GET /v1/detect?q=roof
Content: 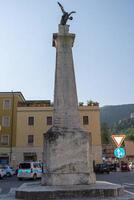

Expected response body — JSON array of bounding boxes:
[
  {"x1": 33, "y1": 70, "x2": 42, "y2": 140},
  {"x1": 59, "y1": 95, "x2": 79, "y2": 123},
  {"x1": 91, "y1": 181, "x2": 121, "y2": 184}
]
[{"x1": 0, "y1": 91, "x2": 25, "y2": 101}]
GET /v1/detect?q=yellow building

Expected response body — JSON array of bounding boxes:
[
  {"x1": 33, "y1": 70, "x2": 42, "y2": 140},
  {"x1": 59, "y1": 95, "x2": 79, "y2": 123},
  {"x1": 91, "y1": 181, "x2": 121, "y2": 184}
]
[
  {"x1": 79, "y1": 105, "x2": 102, "y2": 164},
  {"x1": 0, "y1": 92, "x2": 25, "y2": 165},
  {"x1": 15, "y1": 100, "x2": 102, "y2": 166},
  {"x1": 15, "y1": 100, "x2": 52, "y2": 165},
  {"x1": 0, "y1": 92, "x2": 102, "y2": 166}
]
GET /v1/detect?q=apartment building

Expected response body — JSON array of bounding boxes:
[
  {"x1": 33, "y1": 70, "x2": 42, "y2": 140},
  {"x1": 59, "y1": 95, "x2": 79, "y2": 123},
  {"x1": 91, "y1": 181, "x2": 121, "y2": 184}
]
[
  {"x1": 0, "y1": 92, "x2": 102, "y2": 167},
  {"x1": 14, "y1": 101, "x2": 102, "y2": 166},
  {"x1": 0, "y1": 92, "x2": 25, "y2": 165}
]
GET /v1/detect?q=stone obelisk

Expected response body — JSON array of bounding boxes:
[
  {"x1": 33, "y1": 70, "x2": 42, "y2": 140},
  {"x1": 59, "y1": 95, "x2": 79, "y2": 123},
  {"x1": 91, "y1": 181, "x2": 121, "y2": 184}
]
[
  {"x1": 16, "y1": 4, "x2": 128, "y2": 200},
  {"x1": 41, "y1": 4, "x2": 95, "y2": 186},
  {"x1": 53, "y1": 25, "x2": 80, "y2": 129}
]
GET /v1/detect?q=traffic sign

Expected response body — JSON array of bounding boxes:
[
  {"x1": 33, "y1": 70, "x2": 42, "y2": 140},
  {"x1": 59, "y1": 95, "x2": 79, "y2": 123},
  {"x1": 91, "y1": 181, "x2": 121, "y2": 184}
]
[
  {"x1": 114, "y1": 147, "x2": 125, "y2": 159},
  {"x1": 111, "y1": 134, "x2": 126, "y2": 147}
]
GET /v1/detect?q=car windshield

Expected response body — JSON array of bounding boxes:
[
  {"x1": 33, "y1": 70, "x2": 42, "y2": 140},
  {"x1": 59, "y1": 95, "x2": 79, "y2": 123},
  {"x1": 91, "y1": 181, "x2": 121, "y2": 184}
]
[
  {"x1": 19, "y1": 163, "x2": 31, "y2": 169},
  {"x1": 102, "y1": 164, "x2": 107, "y2": 166},
  {"x1": 5, "y1": 166, "x2": 13, "y2": 169}
]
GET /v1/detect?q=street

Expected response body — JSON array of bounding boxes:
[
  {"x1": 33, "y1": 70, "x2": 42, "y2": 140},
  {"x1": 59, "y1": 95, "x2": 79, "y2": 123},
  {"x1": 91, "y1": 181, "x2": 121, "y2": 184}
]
[
  {"x1": 0, "y1": 172, "x2": 134, "y2": 197},
  {"x1": 0, "y1": 175, "x2": 37, "y2": 194},
  {"x1": 96, "y1": 171, "x2": 134, "y2": 193}
]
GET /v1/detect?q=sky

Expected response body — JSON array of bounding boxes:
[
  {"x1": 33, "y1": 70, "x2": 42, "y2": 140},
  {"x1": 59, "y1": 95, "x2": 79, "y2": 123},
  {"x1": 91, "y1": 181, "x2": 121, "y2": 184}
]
[{"x1": 0, "y1": 0, "x2": 134, "y2": 107}]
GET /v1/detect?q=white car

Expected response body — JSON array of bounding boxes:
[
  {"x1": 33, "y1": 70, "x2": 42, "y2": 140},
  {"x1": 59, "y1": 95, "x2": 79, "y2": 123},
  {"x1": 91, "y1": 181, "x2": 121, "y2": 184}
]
[
  {"x1": 0, "y1": 166, "x2": 6, "y2": 178},
  {"x1": 4, "y1": 165, "x2": 15, "y2": 176},
  {"x1": 17, "y1": 161, "x2": 42, "y2": 180}
]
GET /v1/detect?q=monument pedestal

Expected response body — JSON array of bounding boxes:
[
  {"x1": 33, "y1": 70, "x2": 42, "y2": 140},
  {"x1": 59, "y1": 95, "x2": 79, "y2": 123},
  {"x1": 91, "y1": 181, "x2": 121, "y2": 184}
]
[
  {"x1": 41, "y1": 126, "x2": 95, "y2": 186},
  {"x1": 16, "y1": 181, "x2": 132, "y2": 200}
]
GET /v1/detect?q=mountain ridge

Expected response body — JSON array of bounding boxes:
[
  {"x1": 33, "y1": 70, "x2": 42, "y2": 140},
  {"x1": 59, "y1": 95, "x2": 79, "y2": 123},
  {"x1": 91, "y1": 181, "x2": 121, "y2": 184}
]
[{"x1": 100, "y1": 103, "x2": 134, "y2": 127}]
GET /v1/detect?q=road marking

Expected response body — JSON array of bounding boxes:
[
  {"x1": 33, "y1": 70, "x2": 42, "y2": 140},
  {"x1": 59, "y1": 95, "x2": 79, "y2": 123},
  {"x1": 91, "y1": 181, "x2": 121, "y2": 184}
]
[
  {"x1": 124, "y1": 183, "x2": 134, "y2": 186},
  {"x1": 124, "y1": 189, "x2": 134, "y2": 195},
  {"x1": 123, "y1": 183, "x2": 134, "y2": 188},
  {"x1": 0, "y1": 188, "x2": 1, "y2": 193},
  {"x1": 9, "y1": 188, "x2": 17, "y2": 194}
]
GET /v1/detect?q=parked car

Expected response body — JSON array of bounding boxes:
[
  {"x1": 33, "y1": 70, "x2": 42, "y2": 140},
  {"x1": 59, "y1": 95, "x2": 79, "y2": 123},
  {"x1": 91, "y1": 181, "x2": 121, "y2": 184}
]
[
  {"x1": 17, "y1": 161, "x2": 42, "y2": 180},
  {"x1": 94, "y1": 163, "x2": 110, "y2": 174},
  {"x1": 108, "y1": 163, "x2": 117, "y2": 172},
  {"x1": 121, "y1": 162, "x2": 129, "y2": 172},
  {"x1": 128, "y1": 162, "x2": 134, "y2": 171},
  {"x1": 0, "y1": 166, "x2": 6, "y2": 178},
  {"x1": 3, "y1": 165, "x2": 15, "y2": 176}
]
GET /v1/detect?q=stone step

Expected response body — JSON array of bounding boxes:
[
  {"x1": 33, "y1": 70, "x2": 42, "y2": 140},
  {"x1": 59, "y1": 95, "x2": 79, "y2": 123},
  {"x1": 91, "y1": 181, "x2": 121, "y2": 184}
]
[
  {"x1": 0, "y1": 190, "x2": 134, "y2": 200},
  {"x1": 15, "y1": 181, "x2": 127, "y2": 200}
]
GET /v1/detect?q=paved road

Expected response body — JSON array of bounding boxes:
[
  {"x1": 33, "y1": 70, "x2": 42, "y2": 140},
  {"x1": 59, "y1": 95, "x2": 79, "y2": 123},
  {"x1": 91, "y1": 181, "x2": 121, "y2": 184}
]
[
  {"x1": 96, "y1": 171, "x2": 134, "y2": 193},
  {"x1": 0, "y1": 176, "x2": 40, "y2": 199},
  {"x1": 0, "y1": 175, "x2": 37, "y2": 194}
]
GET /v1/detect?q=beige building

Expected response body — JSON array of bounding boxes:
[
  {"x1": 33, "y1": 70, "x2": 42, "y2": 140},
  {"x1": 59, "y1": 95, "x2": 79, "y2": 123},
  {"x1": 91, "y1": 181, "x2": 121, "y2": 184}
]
[
  {"x1": 0, "y1": 92, "x2": 25, "y2": 165},
  {"x1": 14, "y1": 100, "x2": 52, "y2": 166},
  {"x1": 14, "y1": 101, "x2": 102, "y2": 166},
  {"x1": 125, "y1": 141, "x2": 134, "y2": 162},
  {"x1": 0, "y1": 92, "x2": 102, "y2": 166}
]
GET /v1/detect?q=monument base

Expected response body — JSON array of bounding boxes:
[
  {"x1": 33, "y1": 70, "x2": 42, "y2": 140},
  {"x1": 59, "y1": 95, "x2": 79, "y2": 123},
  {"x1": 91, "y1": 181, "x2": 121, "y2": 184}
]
[
  {"x1": 41, "y1": 172, "x2": 95, "y2": 186},
  {"x1": 42, "y1": 126, "x2": 95, "y2": 186},
  {"x1": 15, "y1": 181, "x2": 134, "y2": 200}
]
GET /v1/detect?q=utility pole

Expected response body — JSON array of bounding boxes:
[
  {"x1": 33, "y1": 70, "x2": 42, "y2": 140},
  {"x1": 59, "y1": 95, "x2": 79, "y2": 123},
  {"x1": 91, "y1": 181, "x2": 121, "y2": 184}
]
[{"x1": 10, "y1": 91, "x2": 14, "y2": 164}]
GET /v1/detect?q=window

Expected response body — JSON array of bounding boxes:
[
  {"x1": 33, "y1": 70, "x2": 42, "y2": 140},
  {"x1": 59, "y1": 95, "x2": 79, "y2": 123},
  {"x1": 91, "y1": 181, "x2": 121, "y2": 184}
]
[
  {"x1": 83, "y1": 116, "x2": 89, "y2": 125},
  {"x1": 19, "y1": 163, "x2": 31, "y2": 169},
  {"x1": 3, "y1": 99, "x2": 11, "y2": 109},
  {"x1": 2, "y1": 116, "x2": 10, "y2": 127},
  {"x1": 1, "y1": 135, "x2": 9, "y2": 145},
  {"x1": 47, "y1": 116, "x2": 52, "y2": 125},
  {"x1": 23, "y1": 152, "x2": 37, "y2": 161},
  {"x1": 28, "y1": 135, "x2": 34, "y2": 145},
  {"x1": 28, "y1": 117, "x2": 34, "y2": 126}
]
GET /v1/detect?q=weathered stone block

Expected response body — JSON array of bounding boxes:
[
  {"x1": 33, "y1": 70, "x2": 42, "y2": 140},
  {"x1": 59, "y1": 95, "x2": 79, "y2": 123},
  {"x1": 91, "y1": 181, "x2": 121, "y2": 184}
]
[{"x1": 41, "y1": 126, "x2": 95, "y2": 185}]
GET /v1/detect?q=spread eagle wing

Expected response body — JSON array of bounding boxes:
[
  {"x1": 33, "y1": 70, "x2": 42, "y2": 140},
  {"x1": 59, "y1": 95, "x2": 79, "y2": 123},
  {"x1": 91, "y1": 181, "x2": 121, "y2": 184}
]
[
  {"x1": 68, "y1": 11, "x2": 76, "y2": 16},
  {"x1": 57, "y1": 2, "x2": 65, "y2": 13}
]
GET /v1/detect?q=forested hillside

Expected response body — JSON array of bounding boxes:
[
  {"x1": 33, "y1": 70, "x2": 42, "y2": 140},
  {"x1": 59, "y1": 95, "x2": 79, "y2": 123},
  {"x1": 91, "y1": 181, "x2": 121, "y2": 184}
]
[{"x1": 100, "y1": 104, "x2": 134, "y2": 127}]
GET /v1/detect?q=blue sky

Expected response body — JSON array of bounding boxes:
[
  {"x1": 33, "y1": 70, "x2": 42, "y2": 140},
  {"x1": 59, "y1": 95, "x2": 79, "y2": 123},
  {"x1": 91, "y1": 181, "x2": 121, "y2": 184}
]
[{"x1": 0, "y1": 0, "x2": 134, "y2": 107}]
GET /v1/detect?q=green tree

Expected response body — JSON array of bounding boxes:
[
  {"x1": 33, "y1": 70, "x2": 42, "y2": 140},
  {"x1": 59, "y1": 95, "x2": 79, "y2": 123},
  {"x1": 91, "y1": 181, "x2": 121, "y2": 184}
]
[
  {"x1": 101, "y1": 123, "x2": 111, "y2": 144},
  {"x1": 126, "y1": 131, "x2": 134, "y2": 141}
]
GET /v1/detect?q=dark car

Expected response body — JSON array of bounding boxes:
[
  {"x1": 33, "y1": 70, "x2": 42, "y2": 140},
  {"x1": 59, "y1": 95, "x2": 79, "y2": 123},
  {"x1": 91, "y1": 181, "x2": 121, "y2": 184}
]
[
  {"x1": 108, "y1": 163, "x2": 117, "y2": 172},
  {"x1": 121, "y1": 162, "x2": 129, "y2": 172},
  {"x1": 94, "y1": 163, "x2": 110, "y2": 174}
]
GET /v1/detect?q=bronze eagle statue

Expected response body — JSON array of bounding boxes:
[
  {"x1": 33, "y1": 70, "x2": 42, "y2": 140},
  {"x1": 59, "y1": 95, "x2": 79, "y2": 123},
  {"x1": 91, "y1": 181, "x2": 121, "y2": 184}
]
[{"x1": 57, "y1": 2, "x2": 76, "y2": 25}]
